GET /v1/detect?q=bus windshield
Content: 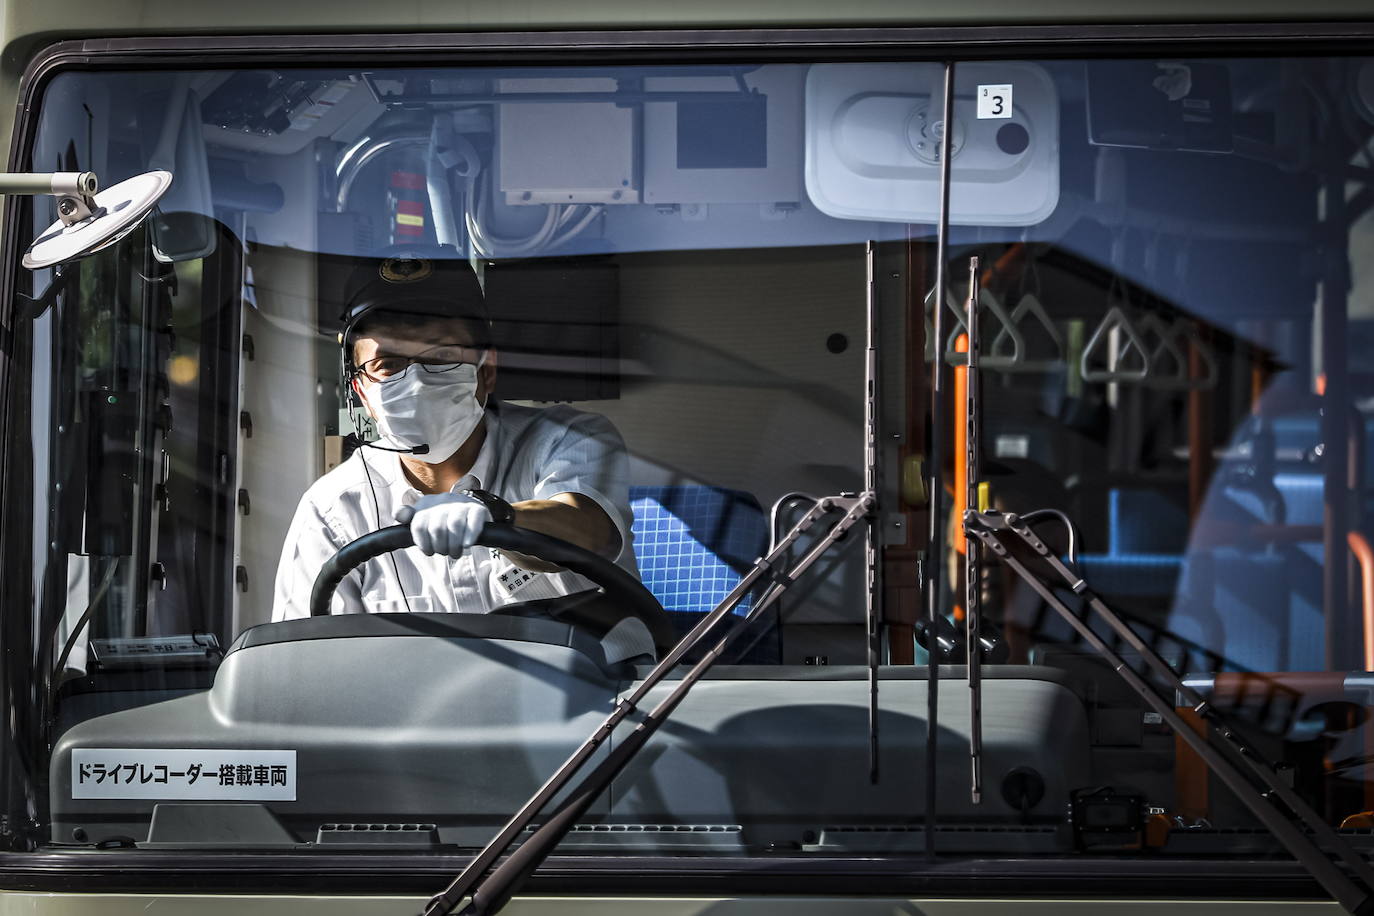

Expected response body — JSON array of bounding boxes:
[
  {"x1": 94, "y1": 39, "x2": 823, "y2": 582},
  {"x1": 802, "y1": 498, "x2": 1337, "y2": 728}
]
[{"x1": 9, "y1": 53, "x2": 1374, "y2": 889}]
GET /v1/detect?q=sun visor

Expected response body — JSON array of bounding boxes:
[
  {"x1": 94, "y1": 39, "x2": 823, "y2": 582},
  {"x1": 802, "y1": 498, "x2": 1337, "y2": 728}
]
[
  {"x1": 145, "y1": 81, "x2": 217, "y2": 263},
  {"x1": 804, "y1": 62, "x2": 1059, "y2": 226}
]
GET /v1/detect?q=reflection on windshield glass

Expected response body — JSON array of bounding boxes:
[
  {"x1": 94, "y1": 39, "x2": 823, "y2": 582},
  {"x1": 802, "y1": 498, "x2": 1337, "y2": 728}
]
[{"x1": 9, "y1": 56, "x2": 1374, "y2": 888}]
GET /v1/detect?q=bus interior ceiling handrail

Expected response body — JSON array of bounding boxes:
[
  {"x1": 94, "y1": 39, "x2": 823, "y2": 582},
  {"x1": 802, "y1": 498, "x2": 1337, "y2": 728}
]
[
  {"x1": 924, "y1": 283, "x2": 1027, "y2": 369},
  {"x1": 948, "y1": 288, "x2": 1025, "y2": 370},
  {"x1": 1138, "y1": 314, "x2": 1219, "y2": 392},
  {"x1": 989, "y1": 290, "x2": 1065, "y2": 372},
  {"x1": 924, "y1": 279, "x2": 1071, "y2": 373},
  {"x1": 1078, "y1": 308, "x2": 1217, "y2": 388},
  {"x1": 1136, "y1": 312, "x2": 1187, "y2": 388},
  {"x1": 1080, "y1": 303, "x2": 1151, "y2": 383}
]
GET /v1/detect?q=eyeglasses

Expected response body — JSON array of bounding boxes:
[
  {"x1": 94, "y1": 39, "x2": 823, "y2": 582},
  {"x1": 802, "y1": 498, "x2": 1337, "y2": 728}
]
[{"x1": 354, "y1": 344, "x2": 486, "y2": 384}]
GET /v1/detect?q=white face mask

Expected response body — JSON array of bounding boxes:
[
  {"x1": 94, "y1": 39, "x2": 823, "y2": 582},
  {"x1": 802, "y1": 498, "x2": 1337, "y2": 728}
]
[{"x1": 359, "y1": 357, "x2": 487, "y2": 463}]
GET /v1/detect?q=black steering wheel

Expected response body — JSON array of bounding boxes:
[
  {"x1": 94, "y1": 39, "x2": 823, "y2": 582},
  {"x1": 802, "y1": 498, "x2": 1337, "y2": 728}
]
[{"x1": 308, "y1": 523, "x2": 676, "y2": 655}]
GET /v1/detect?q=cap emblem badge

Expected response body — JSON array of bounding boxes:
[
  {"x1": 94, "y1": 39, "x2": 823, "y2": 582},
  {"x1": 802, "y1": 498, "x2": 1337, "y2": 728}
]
[{"x1": 379, "y1": 257, "x2": 434, "y2": 283}]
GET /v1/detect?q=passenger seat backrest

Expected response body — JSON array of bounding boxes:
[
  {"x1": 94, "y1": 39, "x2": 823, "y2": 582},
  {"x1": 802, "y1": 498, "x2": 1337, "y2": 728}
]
[
  {"x1": 1109, "y1": 487, "x2": 1188, "y2": 555},
  {"x1": 629, "y1": 485, "x2": 768, "y2": 616},
  {"x1": 1073, "y1": 487, "x2": 1187, "y2": 599}
]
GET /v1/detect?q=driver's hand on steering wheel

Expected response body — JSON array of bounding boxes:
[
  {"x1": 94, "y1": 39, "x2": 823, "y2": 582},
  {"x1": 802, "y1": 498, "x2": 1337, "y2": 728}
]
[{"x1": 397, "y1": 493, "x2": 493, "y2": 558}]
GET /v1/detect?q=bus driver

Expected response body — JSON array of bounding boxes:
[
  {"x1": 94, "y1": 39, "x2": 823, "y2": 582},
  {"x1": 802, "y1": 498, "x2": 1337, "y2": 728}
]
[{"x1": 270, "y1": 254, "x2": 640, "y2": 642}]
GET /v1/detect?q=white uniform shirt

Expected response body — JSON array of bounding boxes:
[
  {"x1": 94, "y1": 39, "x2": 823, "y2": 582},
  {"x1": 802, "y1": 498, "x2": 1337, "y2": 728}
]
[{"x1": 272, "y1": 401, "x2": 638, "y2": 621}]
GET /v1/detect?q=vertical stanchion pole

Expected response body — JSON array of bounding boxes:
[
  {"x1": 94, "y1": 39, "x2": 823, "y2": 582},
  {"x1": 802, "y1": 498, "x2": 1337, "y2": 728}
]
[
  {"x1": 923, "y1": 60, "x2": 957, "y2": 858},
  {"x1": 1322, "y1": 170, "x2": 1354, "y2": 670}
]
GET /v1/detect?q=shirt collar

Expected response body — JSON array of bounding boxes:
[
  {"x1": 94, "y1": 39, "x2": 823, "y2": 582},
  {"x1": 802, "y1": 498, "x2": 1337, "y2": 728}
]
[{"x1": 461, "y1": 409, "x2": 500, "y2": 491}]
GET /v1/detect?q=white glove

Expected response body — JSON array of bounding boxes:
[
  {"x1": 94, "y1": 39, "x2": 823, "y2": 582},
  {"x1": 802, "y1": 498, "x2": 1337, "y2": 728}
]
[{"x1": 399, "y1": 493, "x2": 492, "y2": 558}]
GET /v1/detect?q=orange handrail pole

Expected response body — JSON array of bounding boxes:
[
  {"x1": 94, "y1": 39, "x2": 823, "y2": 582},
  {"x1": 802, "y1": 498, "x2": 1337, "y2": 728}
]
[
  {"x1": 1347, "y1": 530, "x2": 1374, "y2": 672},
  {"x1": 953, "y1": 333, "x2": 968, "y2": 556},
  {"x1": 980, "y1": 242, "x2": 1025, "y2": 291}
]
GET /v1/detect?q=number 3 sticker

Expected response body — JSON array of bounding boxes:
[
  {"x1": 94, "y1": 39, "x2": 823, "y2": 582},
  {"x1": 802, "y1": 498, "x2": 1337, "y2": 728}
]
[{"x1": 977, "y1": 84, "x2": 1013, "y2": 119}]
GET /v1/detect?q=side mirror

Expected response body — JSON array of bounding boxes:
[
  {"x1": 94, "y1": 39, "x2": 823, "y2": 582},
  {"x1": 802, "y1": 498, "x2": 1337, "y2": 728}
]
[{"x1": 16, "y1": 169, "x2": 172, "y2": 270}]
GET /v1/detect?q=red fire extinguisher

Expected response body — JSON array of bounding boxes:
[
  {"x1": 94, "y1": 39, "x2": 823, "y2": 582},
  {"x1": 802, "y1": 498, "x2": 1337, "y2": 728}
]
[{"x1": 388, "y1": 168, "x2": 427, "y2": 245}]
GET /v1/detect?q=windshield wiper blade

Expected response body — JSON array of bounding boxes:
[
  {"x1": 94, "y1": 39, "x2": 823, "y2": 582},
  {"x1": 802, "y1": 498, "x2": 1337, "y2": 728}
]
[
  {"x1": 424, "y1": 492, "x2": 875, "y2": 916},
  {"x1": 863, "y1": 240, "x2": 881, "y2": 785},
  {"x1": 966, "y1": 508, "x2": 1374, "y2": 916},
  {"x1": 963, "y1": 255, "x2": 983, "y2": 806}
]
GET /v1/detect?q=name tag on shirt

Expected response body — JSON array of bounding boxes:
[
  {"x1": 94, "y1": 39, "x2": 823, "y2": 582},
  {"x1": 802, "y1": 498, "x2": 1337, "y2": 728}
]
[{"x1": 494, "y1": 552, "x2": 544, "y2": 599}]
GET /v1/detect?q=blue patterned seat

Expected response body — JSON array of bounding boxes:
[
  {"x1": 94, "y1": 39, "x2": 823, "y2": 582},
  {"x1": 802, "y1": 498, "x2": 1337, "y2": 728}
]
[
  {"x1": 629, "y1": 486, "x2": 777, "y2": 662},
  {"x1": 630, "y1": 486, "x2": 768, "y2": 614}
]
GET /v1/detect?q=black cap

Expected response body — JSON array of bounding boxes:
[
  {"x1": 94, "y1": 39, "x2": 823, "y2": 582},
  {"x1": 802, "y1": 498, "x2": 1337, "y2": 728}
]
[{"x1": 338, "y1": 248, "x2": 488, "y2": 359}]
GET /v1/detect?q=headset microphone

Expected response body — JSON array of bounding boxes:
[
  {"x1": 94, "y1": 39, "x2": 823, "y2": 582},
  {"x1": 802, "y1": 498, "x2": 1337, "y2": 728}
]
[
  {"x1": 343, "y1": 433, "x2": 430, "y2": 456},
  {"x1": 340, "y1": 353, "x2": 432, "y2": 457},
  {"x1": 365, "y1": 441, "x2": 430, "y2": 456}
]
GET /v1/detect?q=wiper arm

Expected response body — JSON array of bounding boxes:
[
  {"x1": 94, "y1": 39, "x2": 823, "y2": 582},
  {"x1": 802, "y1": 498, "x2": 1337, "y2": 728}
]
[
  {"x1": 425, "y1": 492, "x2": 876, "y2": 916},
  {"x1": 963, "y1": 255, "x2": 983, "y2": 805},
  {"x1": 863, "y1": 240, "x2": 881, "y2": 784},
  {"x1": 966, "y1": 508, "x2": 1374, "y2": 916}
]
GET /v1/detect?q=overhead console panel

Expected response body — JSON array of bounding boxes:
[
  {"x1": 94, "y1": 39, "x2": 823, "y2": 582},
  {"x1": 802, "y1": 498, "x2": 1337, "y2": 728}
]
[
  {"x1": 642, "y1": 67, "x2": 803, "y2": 207},
  {"x1": 498, "y1": 78, "x2": 640, "y2": 206},
  {"x1": 804, "y1": 62, "x2": 1060, "y2": 226},
  {"x1": 495, "y1": 69, "x2": 803, "y2": 210}
]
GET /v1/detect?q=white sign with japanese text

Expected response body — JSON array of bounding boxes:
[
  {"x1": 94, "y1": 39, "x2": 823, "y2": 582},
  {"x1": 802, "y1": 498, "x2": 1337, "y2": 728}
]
[{"x1": 72, "y1": 749, "x2": 296, "y2": 801}]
